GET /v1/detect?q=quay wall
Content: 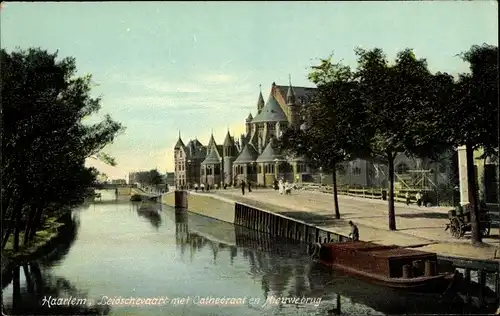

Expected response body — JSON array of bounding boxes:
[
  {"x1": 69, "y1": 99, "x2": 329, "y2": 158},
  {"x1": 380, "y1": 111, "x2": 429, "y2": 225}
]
[
  {"x1": 161, "y1": 191, "x2": 500, "y2": 292},
  {"x1": 162, "y1": 192, "x2": 235, "y2": 224}
]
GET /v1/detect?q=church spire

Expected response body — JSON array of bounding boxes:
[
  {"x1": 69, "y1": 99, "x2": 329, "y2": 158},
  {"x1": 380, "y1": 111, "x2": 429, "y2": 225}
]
[
  {"x1": 286, "y1": 74, "x2": 296, "y2": 106},
  {"x1": 257, "y1": 84, "x2": 265, "y2": 114},
  {"x1": 174, "y1": 130, "x2": 185, "y2": 149}
]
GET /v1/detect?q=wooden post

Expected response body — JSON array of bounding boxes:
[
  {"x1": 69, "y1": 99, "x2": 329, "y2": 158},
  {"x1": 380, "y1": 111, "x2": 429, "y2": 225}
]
[{"x1": 479, "y1": 270, "x2": 486, "y2": 306}]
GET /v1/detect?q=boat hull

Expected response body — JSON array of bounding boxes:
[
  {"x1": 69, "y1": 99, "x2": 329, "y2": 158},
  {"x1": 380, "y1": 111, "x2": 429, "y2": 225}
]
[
  {"x1": 309, "y1": 262, "x2": 497, "y2": 315},
  {"x1": 318, "y1": 259, "x2": 453, "y2": 293}
]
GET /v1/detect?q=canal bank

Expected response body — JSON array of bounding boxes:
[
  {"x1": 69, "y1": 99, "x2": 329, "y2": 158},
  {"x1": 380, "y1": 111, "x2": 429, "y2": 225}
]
[
  {"x1": 162, "y1": 190, "x2": 500, "y2": 301},
  {"x1": 1, "y1": 211, "x2": 74, "y2": 266},
  {"x1": 4, "y1": 195, "x2": 497, "y2": 315}
]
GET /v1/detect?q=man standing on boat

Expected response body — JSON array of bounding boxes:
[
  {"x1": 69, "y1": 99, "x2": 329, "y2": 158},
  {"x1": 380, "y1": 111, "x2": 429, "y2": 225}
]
[{"x1": 348, "y1": 221, "x2": 359, "y2": 241}]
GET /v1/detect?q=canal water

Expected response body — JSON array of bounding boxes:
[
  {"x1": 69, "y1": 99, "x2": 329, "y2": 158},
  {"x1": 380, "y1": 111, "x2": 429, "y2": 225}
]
[{"x1": 2, "y1": 190, "x2": 497, "y2": 315}]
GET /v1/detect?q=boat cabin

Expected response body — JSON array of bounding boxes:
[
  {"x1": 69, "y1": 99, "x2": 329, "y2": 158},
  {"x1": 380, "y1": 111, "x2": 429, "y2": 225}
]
[{"x1": 319, "y1": 241, "x2": 439, "y2": 279}]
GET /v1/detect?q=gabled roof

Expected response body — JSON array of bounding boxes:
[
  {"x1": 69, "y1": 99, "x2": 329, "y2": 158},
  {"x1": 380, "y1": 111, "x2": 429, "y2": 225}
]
[
  {"x1": 174, "y1": 137, "x2": 185, "y2": 149},
  {"x1": 256, "y1": 139, "x2": 284, "y2": 163},
  {"x1": 216, "y1": 145, "x2": 223, "y2": 157},
  {"x1": 201, "y1": 147, "x2": 221, "y2": 165},
  {"x1": 207, "y1": 134, "x2": 216, "y2": 149},
  {"x1": 223, "y1": 131, "x2": 235, "y2": 147},
  {"x1": 184, "y1": 139, "x2": 206, "y2": 159},
  {"x1": 275, "y1": 85, "x2": 316, "y2": 106},
  {"x1": 246, "y1": 113, "x2": 253, "y2": 122},
  {"x1": 251, "y1": 95, "x2": 288, "y2": 123},
  {"x1": 234, "y1": 144, "x2": 259, "y2": 164}
]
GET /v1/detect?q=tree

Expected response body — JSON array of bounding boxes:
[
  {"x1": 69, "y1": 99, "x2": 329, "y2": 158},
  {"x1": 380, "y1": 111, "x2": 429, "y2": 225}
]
[
  {"x1": 445, "y1": 44, "x2": 499, "y2": 244},
  {"x1": 280, "y1": 56, "x2": 369, "y2": 219},
  {"x1": 1, "y1": 47, "x2": 124, "y2": 251},
  {"x1": 133, "y1": 169, "x2": 163, "y2": 187},
  {"x1": 354, "y1": 48, "x2": 439, "y2": 230}
]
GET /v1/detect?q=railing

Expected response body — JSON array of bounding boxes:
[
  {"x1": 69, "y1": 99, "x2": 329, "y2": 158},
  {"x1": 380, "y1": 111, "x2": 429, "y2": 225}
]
[{"x1": 301, "y1": 183, "x2": 427, "y2": 204}]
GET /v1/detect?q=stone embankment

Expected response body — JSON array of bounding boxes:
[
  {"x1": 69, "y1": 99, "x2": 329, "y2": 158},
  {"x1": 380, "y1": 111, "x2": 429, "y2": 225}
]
[{"x1": 162, "y1": 188, "x2": 500, "y2": 262}]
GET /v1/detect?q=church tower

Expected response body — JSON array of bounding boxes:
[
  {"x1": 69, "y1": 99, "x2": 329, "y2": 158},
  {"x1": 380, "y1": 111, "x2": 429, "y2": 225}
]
[
  {"x1": 223, "y1": 130, "x2": 237, "y2": 185},
  {"x1": 245, "y1": 113, "x2": 253, "y2": 136},
  {"x1": 287, "y1": 75, "x2": 299, "y2": 129}
]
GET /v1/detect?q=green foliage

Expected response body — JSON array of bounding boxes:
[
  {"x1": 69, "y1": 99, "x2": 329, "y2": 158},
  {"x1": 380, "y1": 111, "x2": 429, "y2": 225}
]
[
  {"x1": 1, "y1": 47, "x2": 125, "y2": 250},
  {"x1": 450, "y1": 44, "x2": 498, "y2": 156},
  {"x1": 133, "y1": 169, "x2": 164, "y2": 186},
  {"x1": 280, "y1": 56, "x2": 369, "y2": 172}
]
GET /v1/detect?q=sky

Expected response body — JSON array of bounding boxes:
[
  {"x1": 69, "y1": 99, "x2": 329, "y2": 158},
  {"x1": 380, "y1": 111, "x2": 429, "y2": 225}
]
[{"x1": 1, "y1": 1, "x2": 498, "y2": 180}]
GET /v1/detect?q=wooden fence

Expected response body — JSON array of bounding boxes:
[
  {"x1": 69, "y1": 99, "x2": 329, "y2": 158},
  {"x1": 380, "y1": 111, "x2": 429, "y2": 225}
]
[{"x1": 301, "y1": 184, "x2": 431, "y2": 204}]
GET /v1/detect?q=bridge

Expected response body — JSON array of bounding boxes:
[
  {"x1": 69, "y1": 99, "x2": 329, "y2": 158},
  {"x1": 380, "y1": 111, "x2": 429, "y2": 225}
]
[{"x1": 92, "y1": 183, "x2": 137, "y2": 190}]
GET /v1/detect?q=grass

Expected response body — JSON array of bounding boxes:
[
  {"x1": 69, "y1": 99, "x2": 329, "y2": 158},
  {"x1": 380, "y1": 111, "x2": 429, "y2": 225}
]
[{"x1": 2, "y1": 215, "x2": 65, "y2": 260}]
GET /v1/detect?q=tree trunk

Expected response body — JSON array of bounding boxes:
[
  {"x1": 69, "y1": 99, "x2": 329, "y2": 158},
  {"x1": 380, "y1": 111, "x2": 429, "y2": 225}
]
[
  {"x1": 23, "y1": 205, "x2": 38, "y2": 245},
  {"x1": 12, "y1": 266, "x2": 21, "y2": 312},
  {"x1": 29, "y1": 207, "x2": 45, "y2": 241},
  {"x1": 14, "y1": 206, "x2": 21, "y2": 252},
  {"x1": 466, "y1": 142, "x2": 482, "y2": 244},
  {"x1": 387, "y1": 153, "x2": 397, "y2": 231},
  {"x1": 23, "y1": 264, "x2": 35, "y2": 294},
  {"x1": 29, "y1": 262, "x2": 43, "y2": 292},
  {"x1": 1, "y1": 205, "x2": 17, "y2": 250},
  {"x1": 1, "y1": 196, "x2": 20, "y2": 249},
  {"x1": 332, "y1": 163, "x2": 341, "y2": 219}
]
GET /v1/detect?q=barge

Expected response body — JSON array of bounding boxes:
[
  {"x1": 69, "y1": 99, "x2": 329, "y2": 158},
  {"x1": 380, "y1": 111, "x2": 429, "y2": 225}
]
[{"x1": 313, "y1": 241, "x2": 459, "y2": 293}]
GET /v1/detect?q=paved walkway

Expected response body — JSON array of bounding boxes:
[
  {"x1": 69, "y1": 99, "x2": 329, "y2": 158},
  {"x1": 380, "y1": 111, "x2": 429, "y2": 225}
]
[{"x1": 212, "y1": 188, "x2": 500, "y2": 261}]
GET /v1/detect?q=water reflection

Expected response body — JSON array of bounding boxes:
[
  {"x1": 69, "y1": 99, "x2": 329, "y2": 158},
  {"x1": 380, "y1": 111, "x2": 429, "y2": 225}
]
[
  {"x1": 2, "y1": 214, "x2": 110, "y2": 315},
  {"x1": 136, "y1": 202, "x2": 162, "y2": 229},
  {"x1": 2, "y1": 201, "x2": 496, "y2": 316},
  {"x1": 174, "y1": 208, "x2": 497, "y2": 315}
]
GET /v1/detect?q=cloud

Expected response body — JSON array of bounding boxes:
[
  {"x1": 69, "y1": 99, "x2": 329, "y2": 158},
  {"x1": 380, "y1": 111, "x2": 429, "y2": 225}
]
[
  {"x1": 101, "y1": 72, "x2": 255, "y2": 111},
  {"x1": 85, "y1": 71, "x2": 262, "y2": 178},
  {"x1": 200, "y1": 73, "x2": 234, "y2": 84}
]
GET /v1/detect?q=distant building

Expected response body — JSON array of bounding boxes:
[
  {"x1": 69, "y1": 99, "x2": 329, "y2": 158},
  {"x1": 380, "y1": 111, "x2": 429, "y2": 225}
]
[
  {"x1": 128, "y1": 172, "x2": 139, "y2": 185},
  {"x1": 173, "y1": 136, "x2": 206, "y2": 188},
  {"x1": 174, "y1": 80, "x2": 314, "y2": 188},
  {"x1": 111, "y1": 179, "x2": 127, "y2": 185},
  {"x1": 173, "y1": 77, "x2": 455, "y2": 191},
  {"x1": 165, "y1": 172, "x2": 175, "y2": 187}
]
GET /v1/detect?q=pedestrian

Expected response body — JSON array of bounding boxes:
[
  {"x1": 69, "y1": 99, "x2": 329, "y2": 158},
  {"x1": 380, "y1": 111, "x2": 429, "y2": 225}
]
[
  {"x1": 194, "y1": 183, "x2": 198, "y2": 192},
  {"x1": 416, "y1": 191, "x2": 422, "y2": 207},
  {"x1": 278, "y1": 179, "x2": 284, "y2": 195},
  {"x1": 248, "y1": 180, "x2": 252, "y2": 193},
  {"x1": 348, "y1": 221, "x2": 359, "y2": 241},
  {"x1": 405, "y1": 192, "x2": 410, "y2": 205},
  {"x1": 241, "y1": 180, "x2": 246, "y2": 195},
  {"x1": 201, "y1": 183, "x2": 205, "y2": 192}
]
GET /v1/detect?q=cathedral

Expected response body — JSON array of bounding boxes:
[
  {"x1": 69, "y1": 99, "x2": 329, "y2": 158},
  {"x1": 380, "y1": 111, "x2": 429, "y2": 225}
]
[
  {"x1": 173, "y1": 77, "x2": 456, "y2": 192},
  {"x1": 174, "y1": 79, "x2": 315, "y2": 188}
]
